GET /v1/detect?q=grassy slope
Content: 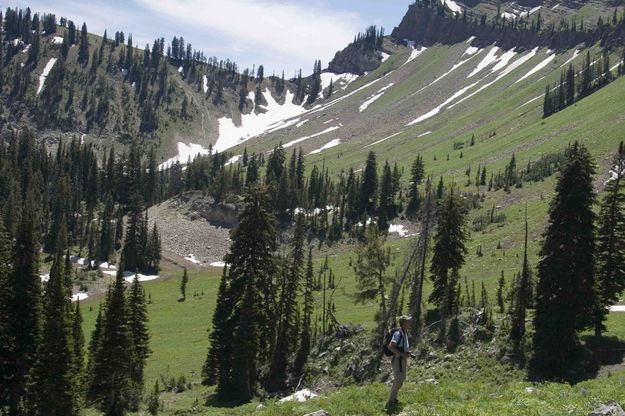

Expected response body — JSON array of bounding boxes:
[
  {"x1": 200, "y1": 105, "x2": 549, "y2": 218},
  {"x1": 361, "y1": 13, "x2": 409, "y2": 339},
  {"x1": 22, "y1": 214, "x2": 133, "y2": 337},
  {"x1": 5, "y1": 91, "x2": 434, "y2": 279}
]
[{"x1": 80, "y1": 39, "x2": 625, "y2": 415}]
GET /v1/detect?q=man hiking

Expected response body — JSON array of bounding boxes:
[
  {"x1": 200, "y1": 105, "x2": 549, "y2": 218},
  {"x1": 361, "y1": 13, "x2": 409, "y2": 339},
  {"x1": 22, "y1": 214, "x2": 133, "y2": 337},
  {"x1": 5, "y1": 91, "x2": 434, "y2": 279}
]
[{"x1": 386, "y1": 315, "x2": 413, "y2": 410}]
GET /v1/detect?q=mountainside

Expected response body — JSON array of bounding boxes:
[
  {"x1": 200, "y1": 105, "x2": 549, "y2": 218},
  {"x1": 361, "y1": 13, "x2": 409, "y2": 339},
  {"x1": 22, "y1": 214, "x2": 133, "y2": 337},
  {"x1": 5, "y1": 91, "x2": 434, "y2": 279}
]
[{"x1": 6, "y1": 1, "x2": 625, "y2": 415}]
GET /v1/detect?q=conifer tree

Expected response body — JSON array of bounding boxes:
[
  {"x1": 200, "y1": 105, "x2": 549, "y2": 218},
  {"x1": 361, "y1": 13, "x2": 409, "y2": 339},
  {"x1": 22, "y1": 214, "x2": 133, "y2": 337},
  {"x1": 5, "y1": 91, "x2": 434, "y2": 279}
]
[
  {"x1": 88, "y1": 262, "x2": 134, "y2": 415},
  {"x1": 202, "y1": 266, "x2": 232, "y2": 390},
  {"x1": 128, "y1": 275, "x2": 150, "y2": 410},
  {"x1": 72, "y1": 300, "x2": 85, "y2": 391},
  {"x1": 531, "y1": 142, "x2": 597, "y2": 381},
  {"x1": 267, "y1": 214, "x2": 306, "y2": 391},
  {"x1": 360, "y1": 151, "x2": 378, "y2": 217},
  {"x1": 593, "y1": 142, "x2": 625, "y2": 336},
  {"x1": 353, "y1": 225, "x2": 392, "y2": 339},
  {"x1": 496, "y1": 271, "x2": 506, "y2": 314},
  {"x1": 6, "y1": 192, "x2": 42, "y2": 415},
  {"x1": 29, "y1": 254, "x2": 78, "y2": 416},
  {"x1": 509, "y1": 207, "x2": 531, "y2": 359},
  {"x1": 180, "y1": 267, "x2": 189, "y2": 301},
  {"x1": 378, "y1": 161, "x2": 394, "y2": 230},
  {"x1": 406, "y1": 155, "x2": 425, "y2": 219},
  {"x1": 0, "y1": 219, "x2": 14, "y2": 409},
  {"x1": 429, "y1": 189, "x2": 467, "y2": 317},
  {"x1": 78, "y1": 23, "x2": 90, "y2": 65},
  {"x1": 293, "y1": 248, "x2": 315, "y2": 377}
]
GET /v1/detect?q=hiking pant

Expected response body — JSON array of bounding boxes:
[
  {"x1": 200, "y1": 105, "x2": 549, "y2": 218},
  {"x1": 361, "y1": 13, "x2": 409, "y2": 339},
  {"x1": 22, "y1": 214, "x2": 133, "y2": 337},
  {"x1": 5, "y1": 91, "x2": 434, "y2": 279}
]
[{"x1": 388, "y1": 356, "x2": 407, "y2": 404}]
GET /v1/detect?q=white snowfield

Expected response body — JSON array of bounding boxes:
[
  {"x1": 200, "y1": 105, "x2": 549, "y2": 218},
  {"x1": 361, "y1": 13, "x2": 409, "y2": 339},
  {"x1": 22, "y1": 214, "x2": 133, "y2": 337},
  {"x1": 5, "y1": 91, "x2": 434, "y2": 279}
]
[
  {"x1": 366, "y1": 132, "x2": 402, "y2": 148},
  {"x1": 309, "y1": 138, "x2": 341, "y2": 155},
  {"x1": 37, "y1": 58, "x2": 57, "y2": 95},
  {"x1": 468, "y1": 46, "x2": 500, "y2": 77},
  {"x1": 380, "y1": 51, "x2": 391, "y2": 62},
  {"x1": 215, "y1": 89, "x2": 308, "y2": 152},
  {"x1": 515, "y1": 51, "x2": 555, "y2": 84},
  {"x1": 405, "y1": 46, "x2": 427, "y2": 65},
  {"x1": 319, "y1": 72, "x2": 359, "y2": 96},
  {"x1": 283, "y1": 125, "x2": 340, "y2": 149},
  {"x1": 359, "y1": 83, "x2": 395, "y2": 112},
  {"x1": 102, "y1": 269, "x2": 160, "y2": 283},
  {"x1": 159, "y1": 142, "x2": 211, "y2": 170},
  {"x1": 407, "y1": 80, "x2": 479, "y2": 126},
  {"x1": 71, "y1": 292, "x2": 89, "y2": 302},
  {"x1": 443, "y1": 0, "x2": 463, "y2": 14},
  {"x1": 279, "y1": 389, "x2": 318, "y2": 403},
  {"x1": 388, "y1": 224, "x2": 416, "y2": 237},
  {"x1": 184, "y1": 254, "x2": 202, "y2": 265}
]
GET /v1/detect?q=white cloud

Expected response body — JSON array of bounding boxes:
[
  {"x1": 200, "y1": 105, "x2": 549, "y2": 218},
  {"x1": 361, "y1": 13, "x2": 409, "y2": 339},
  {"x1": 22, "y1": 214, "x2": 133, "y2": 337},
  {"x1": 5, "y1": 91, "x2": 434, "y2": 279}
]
[{"x1": 131, "y1": 0, "x2": 362, "y2": 73}]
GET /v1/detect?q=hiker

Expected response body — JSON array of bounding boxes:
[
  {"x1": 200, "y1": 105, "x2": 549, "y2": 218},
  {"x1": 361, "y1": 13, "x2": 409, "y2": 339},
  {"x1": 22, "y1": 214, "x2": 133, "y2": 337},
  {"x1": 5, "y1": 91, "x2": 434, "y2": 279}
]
[{"x1": 386, "y1": 315, "x2": 413, "y2": 410}]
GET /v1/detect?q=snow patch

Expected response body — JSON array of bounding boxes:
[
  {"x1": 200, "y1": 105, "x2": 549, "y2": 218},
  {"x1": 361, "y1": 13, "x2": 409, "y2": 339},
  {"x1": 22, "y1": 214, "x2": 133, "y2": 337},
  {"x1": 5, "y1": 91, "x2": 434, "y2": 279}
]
[
  {"x1": 37, "y1": 58, "x2": 57, "y2": 95},
  {"x1": 405, "y1": 46, "x2": 427, "y2": 65},
  {"x1": 610, "y1": 305, "x2": 625, "y2": 312},
  {"x1": 40, "y1": 274, "x2": 50, "y2": 282},
  {"x1": 159, "y1": 142, "x2": 211, "y2": 170},
  {"x1": 515, "y1": 51, "x2": 555, "y2": 84},
  {"x1": 309, "y1": 139, "x2": 341, "y2": 155},
  {"x1": 279, "y1": 389, "x2": 318, "y2": 403},
  {"x1": 560, "y1": 49, "x2": 580, "y2": 68},
  {"x1": 468, "y1": 47, "x2": 499, "y2": 78},
  {"x1": 226, "y1": 155, "x2": 241, "y2": 166},
  {"x1": 388, "y1": 224, "x2": 416, "y2": 237},
  {"x1": 463, "y1": 46, "x2": 480, "y2": 57},
  {"x1": 380, "y1": 51, "x2": 391, "y2": 62},
  {"x1": 283, "y1": 126, "x2": 341, "y2": 149},
  {"x1": 319, "y1": 72, "x2": 359, "y2": 95},
  {"x1": 215, "y1": 89, "x2": 308, "y2": 152},
  {"x1": 202, "y1": 75, "x2": 208, "y2": 93},
  {"x1": 359, "y1": 83, "x2": 394, "y2": 112},
  {"x1": 296, "y1": 119, "x2": 309, "y2": 128},
  {"x1": 102, "y1": 270, "x2": 160, "y2": 283},
  {"x1": 70, "y1": 255, "x2": 95, "y2": 268},
  {"x1": 51, "y1": 36, "x2": 64, "y2": 45},
  {"x1": 407, "y1": 81, "x2": 480, "y2": 125},
  {"x1": 418, "y1": 131, "x2": 432, "y2": 137},
  {"x1": 71, "y1": 292, "x2": 88, "y2": 302},
  {"x1": 209, "y1": 261, "x2": 226, "y2": 268},
  {"x1": 366, "y1": 132, "x2": 402, "y2": 148},
  {"x1": 443, "y1": 0, "x2": 462, "y2": 14},
  {"x1": 184, "y1": 254, "x2": 202, "y2": 265},
  {"x1": 491, "y1": 49, "x2": 517, "y2": 72}
]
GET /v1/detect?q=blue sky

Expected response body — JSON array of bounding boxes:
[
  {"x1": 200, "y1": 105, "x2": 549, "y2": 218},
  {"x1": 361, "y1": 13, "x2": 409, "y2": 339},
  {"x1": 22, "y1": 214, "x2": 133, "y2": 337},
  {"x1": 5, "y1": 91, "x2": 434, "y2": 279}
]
[{"x1": 6, "y1": 0, "x2": 410, "y2": 75}]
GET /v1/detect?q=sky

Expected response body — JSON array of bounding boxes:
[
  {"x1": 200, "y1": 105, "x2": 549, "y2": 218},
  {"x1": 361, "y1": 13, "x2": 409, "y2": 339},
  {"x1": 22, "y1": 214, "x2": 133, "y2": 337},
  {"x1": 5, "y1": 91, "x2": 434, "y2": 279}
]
[{"x1": 5, "y1": 0, "x2": 411, "y2": 75}]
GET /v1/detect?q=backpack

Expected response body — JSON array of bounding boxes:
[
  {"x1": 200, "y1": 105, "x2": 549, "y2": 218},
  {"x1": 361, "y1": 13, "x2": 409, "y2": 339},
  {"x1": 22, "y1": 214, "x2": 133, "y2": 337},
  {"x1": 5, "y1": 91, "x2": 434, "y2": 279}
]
[{"x1": 382, "y1": 328, "x2": 403, "y2": 357}]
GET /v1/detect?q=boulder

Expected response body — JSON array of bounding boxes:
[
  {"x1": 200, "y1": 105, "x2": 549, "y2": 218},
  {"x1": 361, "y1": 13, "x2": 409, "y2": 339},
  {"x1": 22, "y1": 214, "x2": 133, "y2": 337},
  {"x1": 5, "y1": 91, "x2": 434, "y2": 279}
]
[{"x1": 589, "y1": 401, "x2": 625, "y2": 416}]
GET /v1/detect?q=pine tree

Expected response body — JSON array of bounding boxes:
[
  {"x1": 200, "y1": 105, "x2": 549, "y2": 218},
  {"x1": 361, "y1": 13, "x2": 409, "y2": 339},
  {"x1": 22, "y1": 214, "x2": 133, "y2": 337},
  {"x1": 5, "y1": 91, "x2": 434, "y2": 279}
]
[
  {"x1": 593, "y1": 142, "x2": 625, "y2": 336},
  {"x1": 78, "y1": 22, "x2": 90, "y2": 65},
  {"x1": 361, "y1": 151, "x2": 378, "y2": 217},
  {"x1": 530, "y1": 142, "x2": 597, "y2": 381},
  {"x1": 88, "y1": 262, "x2": 134, "y2": 415},
  {"x1": 6, "y1": 192, "x2": 42, "y2": 415},
  {"x1": 29, "y1": 254, "x2": 78, "y2": 416},
  {"x1": 353, "y1": 225, "x2": 392, "y2": 340},
  {"x1": 122, "y1": 194, "x2": 146, "y2": 273},
  {"x1": 267, "y1": 214, "x2": 306, "y2": 392},
  {"x1": 293, "y1": 248, "x2": 315, "y2": 377},
  {"x1": 206, "y1": 186, "x2": 278, "y2": 402},
  {"x1": 496, "y1": 271, "x2": 506, "y2": 314},
  {"x1": 180, "y1": 267, "x2": 189, "y2": 301},
  {"x1": 509, "y1": 206, "x2": 531, "y2": 359},
  {"x1": 429, "y1": 189, "x2": 467, "y2": 317},
  {"x1": 377, "y1": 161, "x2": 394, "y2": 230},
  {"x1": 128, "y1": 275, "x2": 150, "y2": 410},
  {"x1": 0, "y1": 219, "x2": 14, "y2": 409},
  {"x1": 72, "y1": 300, "x2": 85, "y2": 391},
  {"x1": 202, "y1": 266, "x2": 232, "y2": 391}
]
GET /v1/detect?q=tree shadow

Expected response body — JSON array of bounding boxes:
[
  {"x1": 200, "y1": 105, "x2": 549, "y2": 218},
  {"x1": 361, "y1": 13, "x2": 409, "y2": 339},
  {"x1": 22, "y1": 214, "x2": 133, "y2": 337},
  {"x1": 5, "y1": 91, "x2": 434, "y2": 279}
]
[
  {"x1": 582, "y1": 335, "x2": 625, "y2": 368},
  {"x1": 385, "y1": 400, "x2": 405, "y2": 415},
  {"x1": 204, "y1": 393, "x2": 246, "y2": 409}
]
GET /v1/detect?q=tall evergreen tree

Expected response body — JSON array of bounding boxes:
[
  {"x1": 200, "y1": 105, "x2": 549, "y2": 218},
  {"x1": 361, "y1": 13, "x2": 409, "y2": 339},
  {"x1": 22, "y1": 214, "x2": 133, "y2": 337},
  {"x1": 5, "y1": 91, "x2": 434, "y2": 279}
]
[
  {"x1": 0, "y1": 219, "x2": 14, "y2": 410},
  {"x1": 180, "y1": 267, "x2": 189, "y2": 301},
  {"x1": 29, "y1": 254, "x2": 78, "y2": 416},
  {"x1": 267, "y1": 214, "x2": 306, "y2": 391},
  {"x1": 128, "y1": 275, "x2": 150, "y2": 410},
  {"x1": 593, "y1": 142, "x2": 625, "y2": 336},
  {"x1": 88, "y1": 261, "x2": 134, "y2": 415},
  {"x1": 406, "y1": 155, "x2": 425, "y2": 219},
  {"x1": 293, "y1": 248, "x2": 315, "y2": 377},
  {"x1": 530, "y1": 142, "x2": 597, "y2": 381},
  {"x1": 509, "y1": 206, "x2": 531, "y2": 360},
  {"x1": 429, "y1": 189, "x2": 467, "y2": 317},
  {"x1": 6, "y1": 192, "x2": 42, "y2": 415}
]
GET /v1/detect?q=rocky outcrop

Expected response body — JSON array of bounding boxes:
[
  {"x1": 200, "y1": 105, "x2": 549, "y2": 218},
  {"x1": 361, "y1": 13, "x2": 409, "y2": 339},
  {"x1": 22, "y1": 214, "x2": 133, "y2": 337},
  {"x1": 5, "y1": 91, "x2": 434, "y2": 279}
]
[
  {"x1": 589, "y1": 401, "x2": 625, "y2": 416},
  {"x1": 328, "y1": 45, "x2": 382, "y2": 75},
  {"x1": 390, "y1": 3, "x2": 606, "y2": 52}
]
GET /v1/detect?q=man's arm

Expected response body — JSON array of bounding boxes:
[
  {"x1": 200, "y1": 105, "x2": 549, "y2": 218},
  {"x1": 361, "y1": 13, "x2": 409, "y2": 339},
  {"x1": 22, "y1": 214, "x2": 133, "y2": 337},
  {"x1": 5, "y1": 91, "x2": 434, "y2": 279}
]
[{"x1": 388, "y1": 341, "x2": 409, "y2": 359}]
